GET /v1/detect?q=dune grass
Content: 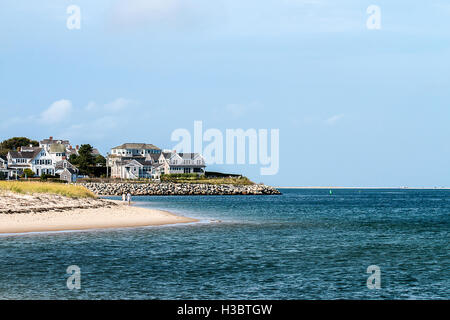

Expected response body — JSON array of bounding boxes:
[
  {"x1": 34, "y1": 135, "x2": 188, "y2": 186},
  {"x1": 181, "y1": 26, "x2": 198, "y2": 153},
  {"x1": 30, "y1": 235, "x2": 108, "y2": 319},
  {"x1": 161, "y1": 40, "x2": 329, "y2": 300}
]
[{"x1": 0, "y1": 181, "x2": 96, "y2": 198}]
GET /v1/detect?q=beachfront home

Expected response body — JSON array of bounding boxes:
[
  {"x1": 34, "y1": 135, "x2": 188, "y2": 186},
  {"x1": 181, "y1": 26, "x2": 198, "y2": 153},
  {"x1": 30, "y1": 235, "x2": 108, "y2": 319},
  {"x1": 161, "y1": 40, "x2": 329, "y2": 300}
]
[
  {"x1": 108, "y1": 143, "x2": 206, "y2": 180},
  {"x1": 6, "y1": 139, "x2": 81, "y2": 178},
  {"x1": 7, "y1": 147, "x2": 41, "y2": 175},
  {"x1": 108, "y1": 143, "x2": 161, "y2": 179},
  {"x1": 110, "y1": 158, "x2": 155, "y2": 179},
  {"x1": 158, "y1": 151, "x2": 206, "y2": 175}
]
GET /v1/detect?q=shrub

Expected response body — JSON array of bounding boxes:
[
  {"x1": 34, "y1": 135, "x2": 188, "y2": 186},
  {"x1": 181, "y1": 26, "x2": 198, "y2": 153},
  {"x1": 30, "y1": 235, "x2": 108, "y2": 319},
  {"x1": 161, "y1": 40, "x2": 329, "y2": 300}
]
[{"x1": 22, "y1": 168, "x2": 35, "y2": 178}]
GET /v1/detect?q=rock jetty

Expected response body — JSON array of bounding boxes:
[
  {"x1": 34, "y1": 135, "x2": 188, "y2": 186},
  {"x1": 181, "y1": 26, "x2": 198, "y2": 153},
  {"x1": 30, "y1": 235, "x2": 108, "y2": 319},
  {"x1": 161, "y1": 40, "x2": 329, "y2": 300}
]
[{"x1": 79, "y1": 182, "x2": 281, "y2": 196}]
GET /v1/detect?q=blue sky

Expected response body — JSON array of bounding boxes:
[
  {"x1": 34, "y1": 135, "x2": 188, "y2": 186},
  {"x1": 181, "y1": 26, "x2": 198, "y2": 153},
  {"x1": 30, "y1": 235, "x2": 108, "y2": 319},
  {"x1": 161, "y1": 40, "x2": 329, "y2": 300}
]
[{"x1": 1, "y1": 0, "x2": 449, "y2": 187}]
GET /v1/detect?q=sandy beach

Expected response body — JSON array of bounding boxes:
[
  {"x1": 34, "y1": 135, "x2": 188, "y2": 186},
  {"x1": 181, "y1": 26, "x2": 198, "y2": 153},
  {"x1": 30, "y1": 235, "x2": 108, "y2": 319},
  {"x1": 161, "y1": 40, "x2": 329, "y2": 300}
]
[{"x1": 0, "y1": 192, "x2": 198, "y2": 234}]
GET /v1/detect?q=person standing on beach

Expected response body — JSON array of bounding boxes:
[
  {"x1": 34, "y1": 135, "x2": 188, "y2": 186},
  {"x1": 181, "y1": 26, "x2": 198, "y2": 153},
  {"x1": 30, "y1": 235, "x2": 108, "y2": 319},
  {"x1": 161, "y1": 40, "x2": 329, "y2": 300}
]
[
  {"x1": 122, "y1": 193, "x2": 126, "y2": 202},
  {"x1": 127, "y1": 192, "x2": 131, "y2": 205}
]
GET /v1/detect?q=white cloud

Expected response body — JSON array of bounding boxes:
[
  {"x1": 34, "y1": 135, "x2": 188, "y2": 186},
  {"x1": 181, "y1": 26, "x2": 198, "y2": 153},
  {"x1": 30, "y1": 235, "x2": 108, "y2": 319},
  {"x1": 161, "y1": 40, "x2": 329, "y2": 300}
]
[
  {"x1": 325, "y1": 114, "x2": 344, "y2": 125},
  {"x1": 39, "y1": 99, "x2": 73, "y2": 124},
  {"x1": 104, "y1": 98, "x2": 136, "y2": 112},
  {"x1": 84, "y1": 101, "x2": 97, "y2": 111}
]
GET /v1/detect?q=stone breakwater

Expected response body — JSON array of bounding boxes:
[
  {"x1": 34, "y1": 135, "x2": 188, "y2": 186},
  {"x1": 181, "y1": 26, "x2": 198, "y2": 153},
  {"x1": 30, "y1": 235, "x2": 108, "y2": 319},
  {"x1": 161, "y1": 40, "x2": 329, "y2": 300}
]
[{"x1": 79, "y1": 182, "x2": 281, "y2": 196}]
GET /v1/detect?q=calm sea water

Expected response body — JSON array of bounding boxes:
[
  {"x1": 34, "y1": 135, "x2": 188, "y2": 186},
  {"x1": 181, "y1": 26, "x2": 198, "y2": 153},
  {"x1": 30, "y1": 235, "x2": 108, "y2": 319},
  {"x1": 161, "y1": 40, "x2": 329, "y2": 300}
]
[{"x1": 0, "y1": 189, "x2": 449, "y2": 299}]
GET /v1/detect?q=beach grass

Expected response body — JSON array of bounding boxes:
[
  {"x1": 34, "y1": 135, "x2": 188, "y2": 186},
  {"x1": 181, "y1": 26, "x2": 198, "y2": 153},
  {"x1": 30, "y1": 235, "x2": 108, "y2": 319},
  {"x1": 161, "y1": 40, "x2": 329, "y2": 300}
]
[{"x1": 0, "y1": 181, "x2": 96, "y2": 198}]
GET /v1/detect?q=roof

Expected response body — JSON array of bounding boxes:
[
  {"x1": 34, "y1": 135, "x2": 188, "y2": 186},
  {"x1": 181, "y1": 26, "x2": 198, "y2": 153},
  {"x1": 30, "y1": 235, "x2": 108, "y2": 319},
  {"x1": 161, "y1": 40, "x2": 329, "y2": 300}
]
[
  {"x1": 40, "y1": 138, "x2": 69, "y2": 145},
  {"x1": 55, "y1": 160, "x2": 77, "y2": 170},
  {"x1": 134, "y1": 159, "x2": 153, "y2": 166},
  {"x1": 49, "y1": 144, "x2": 66, "y2": 153},
  {"x1": 8, "y1": 148, "x2": 42, "y2": 159},
  {"x1": 20, "y1": 146, "x2": 41, "y2": 152},
  {"x1": 146, "y1": 153, "x2": 160, "y2": 162},
  {"x1": 178, "y1": 153, "x2": 201, "y2": 160},
  {"x1": 62, "y1": 168, "x2": 77, "y2": 175},
  {"x1": 112, "y1": 143, "x2": 160, "y2": 150}
]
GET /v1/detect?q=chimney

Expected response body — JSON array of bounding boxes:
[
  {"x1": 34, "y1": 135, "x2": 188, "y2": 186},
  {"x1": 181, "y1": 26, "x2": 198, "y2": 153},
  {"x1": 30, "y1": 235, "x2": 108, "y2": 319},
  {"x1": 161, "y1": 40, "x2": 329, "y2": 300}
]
[
  {"x1": 76, "y1": 145, "x2": 79, "y2": 150},
  {"x1": 49, "y1": 136, "x2": 53, "y2": 140},
  {"x1": 69, "y1": 145, "x2": 72, "y2": 150}
]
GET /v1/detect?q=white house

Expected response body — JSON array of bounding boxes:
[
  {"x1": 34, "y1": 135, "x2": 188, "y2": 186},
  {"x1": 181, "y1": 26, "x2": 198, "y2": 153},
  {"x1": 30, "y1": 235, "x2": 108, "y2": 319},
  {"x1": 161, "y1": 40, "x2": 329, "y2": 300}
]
[
  {"x1": 30, "y1": 148, "x2": 56, "y2": 176},
  {"x1": 7, "y1": 145, "x2": 76, "y2": 177},
  {"x1": 158, "y1": 151, "x2": 206, "y2": 175},
  {"x1": 7, "y1": 148, "x2": 40, "y2": 175},
  {"x1": 108, "y1": 143, "x2": 161, "y2": 179}
]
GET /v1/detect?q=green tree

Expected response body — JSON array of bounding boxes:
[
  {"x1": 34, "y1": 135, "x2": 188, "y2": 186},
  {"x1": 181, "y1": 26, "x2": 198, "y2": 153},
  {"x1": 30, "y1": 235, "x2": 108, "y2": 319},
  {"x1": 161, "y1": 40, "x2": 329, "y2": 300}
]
[
  {"x1": 0, "y1": 137, "x2": 39, "y2": 156},
  {"x1": 94, "y1": 154, "x2": 106, "y2": 166},
  {"x1": 75, "y1": 144, "x2": 95, "y2": 174},
  {"x1": 69, "y1": 154, "x2": 78, "y2": 165}
]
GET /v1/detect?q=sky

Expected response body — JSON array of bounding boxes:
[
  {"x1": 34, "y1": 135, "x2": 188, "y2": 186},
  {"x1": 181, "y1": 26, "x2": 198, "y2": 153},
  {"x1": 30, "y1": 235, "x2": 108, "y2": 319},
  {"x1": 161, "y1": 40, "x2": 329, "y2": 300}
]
[{"x1": 0, "y1": 0, "x2": 449, "y2": 187}]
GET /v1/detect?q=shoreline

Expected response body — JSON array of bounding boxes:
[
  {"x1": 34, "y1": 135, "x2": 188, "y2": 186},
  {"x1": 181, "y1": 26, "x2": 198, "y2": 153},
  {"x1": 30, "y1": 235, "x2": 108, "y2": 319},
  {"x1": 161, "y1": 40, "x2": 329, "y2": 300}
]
[{"x1": 0, "y1": 193, "x2": 199, "y2": 235}]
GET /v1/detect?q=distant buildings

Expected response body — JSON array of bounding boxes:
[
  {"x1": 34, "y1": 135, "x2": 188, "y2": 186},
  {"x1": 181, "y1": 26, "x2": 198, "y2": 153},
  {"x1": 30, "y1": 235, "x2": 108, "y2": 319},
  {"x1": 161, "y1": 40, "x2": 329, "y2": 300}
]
[
  {"x1": 1, "y1": 138, "x2": 207, "y2": 181},
  {"x1": 3, "y1": 137, "x2": 80, "y2": 180},
  {"x1": 108, "y1": 143, "x2": 206, "y2": 180}
]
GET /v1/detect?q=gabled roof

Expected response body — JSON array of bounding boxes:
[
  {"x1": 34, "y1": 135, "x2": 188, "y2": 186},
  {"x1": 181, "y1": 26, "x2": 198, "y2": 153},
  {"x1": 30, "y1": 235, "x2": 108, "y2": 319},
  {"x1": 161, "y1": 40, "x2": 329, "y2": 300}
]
[
  {"x1": 63, "y1": 167, "x2": 77, "y2": 175},
  {"x1": 8, "y1": 148, "x2": 42, "y2": 159},
  {"x1": 178, "y1": 153, "x2": 202, "y2": 160},
  {"x1": 123, "y1": 159, "x2": 144, "y2": 167},
  {"x1": 112, "y1": 143, "x2": 160, "y2": 150},
  {"x1": 135, "y1": 159, "x2": 154, "y2": 166},
  {"x1": 55, "y1": 160, "x2": 77, "y2": 170},
  {"x1": 145, "y1": 153, "x2": 160, "y2": 162}
]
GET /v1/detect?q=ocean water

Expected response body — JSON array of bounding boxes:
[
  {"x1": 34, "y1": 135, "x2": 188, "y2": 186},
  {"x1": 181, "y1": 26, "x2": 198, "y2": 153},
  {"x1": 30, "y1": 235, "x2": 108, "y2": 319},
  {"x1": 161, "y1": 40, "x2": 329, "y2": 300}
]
[{"x1": 0, "y1": 189, "x2": 448, "y2": 299}]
